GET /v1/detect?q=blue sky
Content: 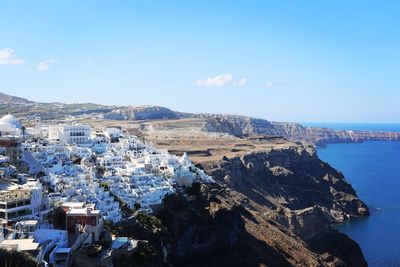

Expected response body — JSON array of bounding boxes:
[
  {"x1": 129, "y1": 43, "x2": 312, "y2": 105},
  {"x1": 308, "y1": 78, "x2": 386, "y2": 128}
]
[{"x1": 0, "y1": 1, "x2": 399, "y2": 123}]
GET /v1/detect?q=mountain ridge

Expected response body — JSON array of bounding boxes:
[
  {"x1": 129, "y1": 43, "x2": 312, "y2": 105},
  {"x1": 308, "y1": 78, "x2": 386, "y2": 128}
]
[{"x1": 1, "y1": 91, "x2": 399, "y2": 146}]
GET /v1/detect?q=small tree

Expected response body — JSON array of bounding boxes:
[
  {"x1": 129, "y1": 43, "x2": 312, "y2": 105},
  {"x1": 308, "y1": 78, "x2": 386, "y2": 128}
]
[
  {"x1": 100, "y1": 182, "x2": 109, "y2": 191},
  {"x1": 0, "y1": 249, "x2": 37, "y2": 267},
  {"x1": 95, "y1": 166, "x2": 106, "y2": 178},
  {"x1": 185, "y1": 182, "x2": 201, "y2": 196},
  {"x1": 134, "y1": 202, "x2": 141, "y2": 211},
  {"x1": 52, "y1": 206, "x2": 66, "y2": 229}
]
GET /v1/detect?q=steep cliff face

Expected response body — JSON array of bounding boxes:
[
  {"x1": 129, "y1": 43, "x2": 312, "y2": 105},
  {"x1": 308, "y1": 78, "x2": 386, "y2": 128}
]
[
  {"x1": 203, "y1": 114, "x2": 400, "y2": 145},
  {"x1": 269, "y1": 121, "x2": 400, "y2": 146},
  {"x1": 157, "y1": 190, "x2": 244, "y2": 265},
  {"x1": 204, "y1": 145, "x2": 368, "y2": 223},
  {"x1": 137, "y1": 130, "x2": 370, "y2": 266},
  {"x1": 108, "y1": 172, "x2": 367, "y2": 267},
  {"x1": 154, "y1": 184, "x2": 367, "y2": 267}
]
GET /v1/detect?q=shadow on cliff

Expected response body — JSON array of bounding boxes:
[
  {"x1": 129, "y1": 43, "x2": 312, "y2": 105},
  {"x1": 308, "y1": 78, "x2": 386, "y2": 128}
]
[
  {"x1": 209, "y1": 151, "x2": 368, "y2": 218},
  {"x1": 156, "y1": 187, "x2": 294, "y2": 267}
]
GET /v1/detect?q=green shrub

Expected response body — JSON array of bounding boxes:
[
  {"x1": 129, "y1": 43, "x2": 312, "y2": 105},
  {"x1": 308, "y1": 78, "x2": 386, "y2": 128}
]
[{"x1": 0, "y1": 249, "x2": 37, "y2": 267}]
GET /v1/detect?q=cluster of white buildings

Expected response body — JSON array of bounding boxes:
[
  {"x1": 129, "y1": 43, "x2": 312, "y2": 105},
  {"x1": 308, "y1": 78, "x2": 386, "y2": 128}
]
[{"x1": 0, "y1": 114, "x2": 214, "y2": 266}]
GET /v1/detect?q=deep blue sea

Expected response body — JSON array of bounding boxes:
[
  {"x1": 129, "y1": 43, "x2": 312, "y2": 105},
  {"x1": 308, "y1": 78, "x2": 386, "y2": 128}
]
[{"x1": 307, "y1": 123, "x2": 400, "y2": 267}]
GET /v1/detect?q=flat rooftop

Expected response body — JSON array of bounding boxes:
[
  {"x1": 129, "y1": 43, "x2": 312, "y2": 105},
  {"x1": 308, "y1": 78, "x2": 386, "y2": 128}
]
[
  {"x1": 0, "y1": 181, "x2": 18, "y2": 191},
  {"x1": 0, "y1": 189, "x2": 31, "y2": 203},
  {"x1": 66, "y1": 208, "x2": 100, "y2": 216},
  {"x1": 61, "y1": 202, "x2": 85, "y2": 208},
  {"x1": 20, "y1": 220, "x2": 38, "y2": 226},
  {"x1": 0, "y1": 239, "x2": 39, "y2": 251}
]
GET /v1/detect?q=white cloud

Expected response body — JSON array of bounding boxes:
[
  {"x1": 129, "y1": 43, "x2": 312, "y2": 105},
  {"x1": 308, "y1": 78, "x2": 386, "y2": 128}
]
[
  {"x1": 0, "y1": 48, "x2": 24, "y2": 65},
  {"x1": 196, "y1": 74, "x2": 247, "y2": 87},
  {"x1": 196, "y1": 74, "x2": 233, "y2": 87},
  {"x1": 37, "y1": 59, "x2": 57, "y2": 71},
  {"x1": 233, "y1": 77, "x2": 247, "y2": 87}
]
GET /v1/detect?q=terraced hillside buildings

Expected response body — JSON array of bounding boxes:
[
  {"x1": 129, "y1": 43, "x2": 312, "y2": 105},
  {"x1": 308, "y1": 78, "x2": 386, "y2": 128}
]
[{"x1": 0, "y1": 114, "x2": 213, "y2": 266}]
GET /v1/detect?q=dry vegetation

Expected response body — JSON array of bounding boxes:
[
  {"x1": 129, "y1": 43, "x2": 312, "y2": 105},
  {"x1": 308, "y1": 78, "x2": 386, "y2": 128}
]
[{"x1": 76, "y1": 118, "x2": 301, "y2": 166}]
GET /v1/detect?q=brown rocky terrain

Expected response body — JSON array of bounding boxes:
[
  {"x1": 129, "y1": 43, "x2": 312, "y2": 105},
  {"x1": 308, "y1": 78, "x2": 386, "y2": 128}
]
[
  {"x1": 140, "y1": 130, "x2": 368, "y2": 221},
  {"x1": 204, "y1": 145, "x2": 368, "y2": 222},
  {"x1": 110, "y1": 183, "x2": 367, "y2": 267},
  {"x1": 159, "y1": 183, "x2": 367, "y2": 267}
]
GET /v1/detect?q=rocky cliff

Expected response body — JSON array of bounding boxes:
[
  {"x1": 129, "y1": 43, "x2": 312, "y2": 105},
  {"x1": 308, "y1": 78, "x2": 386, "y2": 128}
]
[
  {"x1": 130, "y1": 132, "x2": 369, "y2": 266},
  {"x1": 202, "y1": 114, "x2": 400, "y2": 146},
  {"x1": 104, "y1": 134, "x2": 368, "y2": 267},
  {"x1": 103, "y1": 105, "x2": 191, "y2": 120},
  {"x1": 203, "y1": 145, "x2": 368, "y2": 223},
  {"x1": 112, "y1": 182, "x2": 367, "y2": 267}
]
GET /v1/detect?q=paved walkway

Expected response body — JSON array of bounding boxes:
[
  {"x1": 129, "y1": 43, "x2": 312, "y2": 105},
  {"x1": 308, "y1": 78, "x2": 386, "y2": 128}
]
[{"x1": 22, "y1": 150, "x2": 48, "y2": 175}]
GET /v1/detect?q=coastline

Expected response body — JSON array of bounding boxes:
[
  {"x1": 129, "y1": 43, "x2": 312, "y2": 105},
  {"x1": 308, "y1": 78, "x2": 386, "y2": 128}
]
[{"x1": 317, "y1": 140, "x2": 400, "y2": 266}]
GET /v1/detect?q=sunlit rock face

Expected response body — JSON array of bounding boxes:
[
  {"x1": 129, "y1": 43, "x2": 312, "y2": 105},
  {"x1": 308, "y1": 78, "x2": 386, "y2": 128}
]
[{"x1": 205, "y1": 145, "x2": 368, "y2": 223}]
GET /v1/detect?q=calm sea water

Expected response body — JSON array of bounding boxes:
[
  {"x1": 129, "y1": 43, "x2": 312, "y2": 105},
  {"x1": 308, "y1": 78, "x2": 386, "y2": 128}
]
[{"x1": 314, "y1": 123, "x2": 400, "y2": 267}]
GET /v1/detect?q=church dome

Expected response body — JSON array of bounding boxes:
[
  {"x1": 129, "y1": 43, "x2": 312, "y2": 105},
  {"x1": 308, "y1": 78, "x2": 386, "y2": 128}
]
[{"x1": 0, "y1": 114, "x2": 22, "y2": 129}]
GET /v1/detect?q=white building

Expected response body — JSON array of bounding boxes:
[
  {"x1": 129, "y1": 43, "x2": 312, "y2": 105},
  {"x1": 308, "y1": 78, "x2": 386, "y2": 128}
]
[
  {"x1": 48, "y1": 124, "x2": 91, "y2": 145},
  {"x1": 0, "y1": 238, "x2": 40, "y2": 253},
  {"x1": 68, "y1": 146, "x2": 91, "y2": 159},
  {"x1": 0, "y1": 189, "x2": 33, "y2": 221},
  {"x1": 98, "y1": 154, "x2": 125, "y2": 169},
  {"x1": 0, "y1": 181, "x2": 43, "y2": 222},
  {"x1": 104, "y1": 127, "x2": 122, "y2": 142},
  {"x1": 0, "y1": 114, "x2": 23, "y2": 137}
]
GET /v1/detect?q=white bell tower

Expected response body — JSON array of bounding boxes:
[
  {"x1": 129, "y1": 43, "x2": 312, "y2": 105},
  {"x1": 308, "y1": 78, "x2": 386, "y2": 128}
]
[{"x1": 34, "y1": 116, "x2": 42, "y2": 136}]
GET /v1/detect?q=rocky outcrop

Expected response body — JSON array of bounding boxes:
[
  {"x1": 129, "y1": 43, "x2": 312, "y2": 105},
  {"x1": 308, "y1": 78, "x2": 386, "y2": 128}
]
[
  {"x1": 157, "y1": 189, "x2": 244, "y2": 264},
  {"x1": 103, "y1": 106, "x2": 187, "y2": 120},
  {"x1": 266, "y1": 206, "x2": 330, "y2": 241},
  {"x1": 204, "y1": 145, "x2": 369, "y2": 223},
  {"x1": 202, "y1": 114, "x2": 400, "y2": 146},
  {"x1": 0, "y1": 92, "x2": 33, "y2": 106},
  {"x1": 106, "y1": 180, "x2": 366, "y2": 266},
  {"x1": 153, "y1": 184, "x2": 367, "y2": 267}
]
